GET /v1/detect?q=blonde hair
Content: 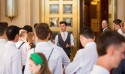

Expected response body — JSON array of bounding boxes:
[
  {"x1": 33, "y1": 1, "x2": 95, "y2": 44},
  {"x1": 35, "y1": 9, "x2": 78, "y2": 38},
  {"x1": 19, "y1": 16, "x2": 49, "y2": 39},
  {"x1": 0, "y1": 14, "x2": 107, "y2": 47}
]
[
  {"x1": 19, "y1": 29, "x2": 27, "y2": 37},
  {"x1": 27, "y1": 32, "x2": 35, "y2": 43}
]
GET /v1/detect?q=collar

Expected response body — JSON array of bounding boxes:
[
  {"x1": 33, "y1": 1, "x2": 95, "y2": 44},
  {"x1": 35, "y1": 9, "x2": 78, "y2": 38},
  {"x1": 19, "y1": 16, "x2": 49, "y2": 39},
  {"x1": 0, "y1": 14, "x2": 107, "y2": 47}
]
[
  {"x1": 6, "y1": 41, "x2": 16, "y2": 47},
  {"x1": 84, "y1": 42, "x2": 96, "y2": 48},
  {"x1": 0, "y1": 39, "x2": 7, "y2": 42},
  {"x1": 103, "y1": 27, "x2": 108, "y2": 31},
  {"x1": 36, "y1": 41, "x2": 50, "y2": 47},
  {"x1": 93, "y1": 65, "x2": 109, "y2": 74}
]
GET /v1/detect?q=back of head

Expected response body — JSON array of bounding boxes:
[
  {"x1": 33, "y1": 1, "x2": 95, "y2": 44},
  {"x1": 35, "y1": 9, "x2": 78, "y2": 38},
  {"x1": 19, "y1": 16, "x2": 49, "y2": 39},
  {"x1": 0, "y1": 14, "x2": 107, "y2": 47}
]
[
  {"x1": 27, "y1": 32, "x2": 35, "y2": 42},
  {"x1": 37, "y1": 53, "x2": 52, "y2": 74},
  {"x1": 23, "y1": 25, "x2": 33, "y2": 33},
  {"x1": 19, "y1": 29, "x2": 27, "y2": 37},
  {"x1": 0, "y1": 22, "x2": 8, "y2": 36},
  {"x1": 96, "y1": 31, "x2": 124, "y2": 56},
  {"x1": 80, "y1": 26, "x2": 94, "y2": 39},
  {"x1": 35, "y1": 23, "x2": 50, "y2": 40},
  {"x1": 113, "y1": 19, "x2": 122, "y2": 26},
  {"x1": 6, "y1": 25, "x2": 20, "y2": 41}
]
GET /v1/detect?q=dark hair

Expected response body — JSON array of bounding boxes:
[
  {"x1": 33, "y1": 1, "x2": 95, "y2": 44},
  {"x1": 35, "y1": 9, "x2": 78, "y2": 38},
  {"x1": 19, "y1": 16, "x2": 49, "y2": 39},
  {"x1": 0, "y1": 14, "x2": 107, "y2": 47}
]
[
  {"x1": 96, "y1": 31, "x2": 125, "y2": 56},
  {"x1": 30, "y1": 53, "x2": 52, "y2": 74},
  {"x1": 35, "y1": 23, "x2": 50, "y2": 40},
  {"x1": 60, "y1": 21, "x2": 67, "y2": 26},
  {"x1": 34, "y1": 23, "x2": 38, "y2": 28},
  {"x1": 0, "y1": 22, "x2": 8, "y2": 36},
  {"x1": 113, "y1": 19, "x2": 122, "y2": 26},
  {"x1": 80, "y1": 26, "x2": 94, "y2": 39},
  {"x1": 23, "y1": 25, "x2": 33, "y2": 33},
  {"x1": 6, "y1": 25, "x2": 20, "y2": 40}
]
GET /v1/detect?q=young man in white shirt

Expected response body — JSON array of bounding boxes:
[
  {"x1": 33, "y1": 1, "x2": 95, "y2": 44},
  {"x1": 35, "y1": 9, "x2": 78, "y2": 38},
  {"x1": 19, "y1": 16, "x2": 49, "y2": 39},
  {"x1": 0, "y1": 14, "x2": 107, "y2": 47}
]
[
  {"x1": 0, "y1": 22, "x2": 8, "y2": 48},
  {"x1": 16, "y1": 29, "x2": 27, "y2": 72},
  {"x1": 24, "y1": 23, "x2": 63, "y2": 74},
  {"x1": 113, "y1": 19, "x2": 122, "y2": 31},
  {"x1": 65, "y1": 26, "x2": 98, "y2": 74},
  {"x1": 0, "y1": 25, "x2": 22, "y2": 74},
  {"x1": 55, "y1": 21, "x2": 74, "y2": 58},
  {"x1": 90, "y1": 31, "x2": 125, "y2": 74}
]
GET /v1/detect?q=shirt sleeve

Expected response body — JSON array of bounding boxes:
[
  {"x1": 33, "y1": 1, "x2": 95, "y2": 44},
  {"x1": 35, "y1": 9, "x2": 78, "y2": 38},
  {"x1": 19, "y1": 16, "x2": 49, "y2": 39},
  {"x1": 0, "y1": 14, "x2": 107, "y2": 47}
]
[
  {"x1": 60, "y1": 47, "x2": 70, "y2": 67},
  {"x1": 12, "y1": 50, "x2": 22, "y2": 74},
  {"x1": 70, "y1": 34, "x2": 74, "y2": 46},
  {"x1": 55, "y1": 35, "x2": 58, "y2": 45},
  {"x1": 65, "y1": 50, "x2": 82, "y2": 74}
]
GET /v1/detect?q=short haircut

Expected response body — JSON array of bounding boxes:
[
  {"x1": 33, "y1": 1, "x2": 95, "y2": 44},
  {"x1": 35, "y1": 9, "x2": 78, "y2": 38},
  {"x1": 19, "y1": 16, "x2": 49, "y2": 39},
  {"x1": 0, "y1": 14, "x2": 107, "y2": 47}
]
[
  {"x1": 0, "y1": 22, "x2": 8, "y2": 36},
  {"x1": 80, "y1": 26, "x2": 94, "y2": 39},
  {"x1": 23, "y1": 25, "x2": 33, "y2": 33},
  {"x1": 27, "y1": 32, "x2": 34, "y2": 42},
  {"x1": 103, "y1": 20, "x2": 109, "y2": 25},
  {"x1": 35, "y1": 23, "x2": 50, "y2": 40},
  {"x1": 6, "y1": 25, "x2": 20, "y2": 40},
  {"x1": 113, "y1": 19, "x2": 122, "y2": 26},
  {"x1": 19, "y1": 29, "x2": 27, "y2": 37},
  {"x1": 96, "y1": 31, "x2": 125, "y2": 56},
  {"x1": 60, "y1": 21, "x2": 67, "y2": 26}
]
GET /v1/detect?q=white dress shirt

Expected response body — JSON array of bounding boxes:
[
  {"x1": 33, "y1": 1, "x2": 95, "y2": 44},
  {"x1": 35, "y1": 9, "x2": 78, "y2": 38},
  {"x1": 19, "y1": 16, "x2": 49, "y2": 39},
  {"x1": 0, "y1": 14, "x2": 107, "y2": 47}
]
[
  {"x1": 55, "y1": 32, "x2": 74, "y2": 46},
  {"x1": 24, "y1": 42, "x2": 63, "y2": 74},
  {"x1": 0, "y1": 39, "x2": 6, "y2": 48},
  {"x1": 48, "y1": 40, "x2": 70, "y2": 67},
  {"x1": 117, "y1": 29, "x2": 125, "y2": 37},
  {"x1": 65, "y1": 42, "x2": 98, "y2": 74},
  {"x1": 90, "y1": 65, "x2": 110, "y2": 74},
  {"x1": 16, "y1": 40, "x2": 27, "y2": 66},
  {"x1": 0, "y1": 41, "x2": 22, "y2": 74}
]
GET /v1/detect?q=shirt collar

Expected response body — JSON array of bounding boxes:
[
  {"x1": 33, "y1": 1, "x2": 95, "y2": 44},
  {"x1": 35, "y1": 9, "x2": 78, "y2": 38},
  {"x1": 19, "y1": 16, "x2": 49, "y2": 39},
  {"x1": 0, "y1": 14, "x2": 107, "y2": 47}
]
[
  {"x1": 93, "y1": 65, "x2": 110, "y2": 74},
  {"x1": 0, "y1": 39, "x2": 7, "y2": 42},
  {"x1": 36, "y1": 41, "x2": 50, "y2": 47},
  {"x1": 85, "y1": 42, "x2": 96, "y2": 48},
  {"x1": 6, "y1": 41, "x2": 16, "y2": 47},
  {"x1": 103, "y1": 27, "x2": 108, "y2": 31}
]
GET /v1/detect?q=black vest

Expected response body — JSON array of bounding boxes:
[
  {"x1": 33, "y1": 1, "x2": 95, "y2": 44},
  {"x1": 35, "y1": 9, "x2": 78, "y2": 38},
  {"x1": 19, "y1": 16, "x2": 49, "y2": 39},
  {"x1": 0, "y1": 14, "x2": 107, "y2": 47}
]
[{"x1": 58, "y1": 32, "x2": 71, "y2": 49}]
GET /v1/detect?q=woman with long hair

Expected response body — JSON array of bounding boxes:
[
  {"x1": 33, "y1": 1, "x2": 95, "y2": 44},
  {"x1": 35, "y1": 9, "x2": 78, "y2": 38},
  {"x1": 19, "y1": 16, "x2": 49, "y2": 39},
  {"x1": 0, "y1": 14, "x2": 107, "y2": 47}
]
[{"x1": 29, "y1": 53, "x2": 52, "y2": 74}]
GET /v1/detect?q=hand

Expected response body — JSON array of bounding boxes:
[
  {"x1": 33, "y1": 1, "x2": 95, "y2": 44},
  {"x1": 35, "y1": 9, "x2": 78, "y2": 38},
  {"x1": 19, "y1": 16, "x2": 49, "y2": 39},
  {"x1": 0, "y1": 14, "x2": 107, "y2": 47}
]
[{"x1": 66, "y1": 43, "x2": 70, "y2": 48}]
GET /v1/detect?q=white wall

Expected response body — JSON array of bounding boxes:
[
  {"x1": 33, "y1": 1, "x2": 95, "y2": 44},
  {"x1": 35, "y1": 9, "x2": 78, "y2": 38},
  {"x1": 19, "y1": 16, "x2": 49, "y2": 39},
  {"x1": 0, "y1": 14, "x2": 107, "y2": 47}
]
[
  {"x1": 117, "y1": 0, "x2": 125, "y2": 21},
  {"x1": 0, "y1": 0, "x2": 40, "y2": 28}
]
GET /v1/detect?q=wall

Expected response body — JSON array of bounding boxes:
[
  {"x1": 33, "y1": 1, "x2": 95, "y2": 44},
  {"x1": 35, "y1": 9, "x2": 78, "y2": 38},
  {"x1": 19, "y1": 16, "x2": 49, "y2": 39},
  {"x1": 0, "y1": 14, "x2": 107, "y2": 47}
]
[
  {"x1": 117, "y1": 0, "x2": 125, "y2": 21},
  {"x1": 0, "y1": 0, "x2": 40, "y2": 28}
]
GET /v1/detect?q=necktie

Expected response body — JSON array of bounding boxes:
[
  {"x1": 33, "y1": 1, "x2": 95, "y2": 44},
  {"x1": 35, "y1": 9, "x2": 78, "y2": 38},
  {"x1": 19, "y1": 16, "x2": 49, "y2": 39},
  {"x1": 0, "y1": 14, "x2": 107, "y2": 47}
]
[{"x1": 62, "y1": 32, "x2": 65, "y2": 41}]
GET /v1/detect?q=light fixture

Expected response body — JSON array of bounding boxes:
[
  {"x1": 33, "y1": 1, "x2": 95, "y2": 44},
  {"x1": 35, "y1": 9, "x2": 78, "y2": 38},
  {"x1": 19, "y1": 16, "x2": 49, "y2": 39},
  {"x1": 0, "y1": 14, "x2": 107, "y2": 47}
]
[
  {"x1": 91, "y1": 0, "x2": 100, "y2": 5},
  {"x1": 5, "y1": 0, "x2": 17, "y2": 21}
]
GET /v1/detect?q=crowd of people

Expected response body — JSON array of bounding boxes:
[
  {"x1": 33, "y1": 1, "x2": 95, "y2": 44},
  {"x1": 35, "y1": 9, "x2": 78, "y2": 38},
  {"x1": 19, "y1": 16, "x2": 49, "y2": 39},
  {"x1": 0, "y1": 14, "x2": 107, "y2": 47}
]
[{"x1": 0, "y1": 19, "x2": 125, "y2": 74}]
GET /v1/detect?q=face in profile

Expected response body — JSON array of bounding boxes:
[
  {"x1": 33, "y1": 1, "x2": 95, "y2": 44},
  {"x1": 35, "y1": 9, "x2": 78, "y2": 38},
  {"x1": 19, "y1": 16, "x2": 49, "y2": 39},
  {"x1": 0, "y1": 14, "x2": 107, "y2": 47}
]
[
  {"x1": 112, "y1": 43, "x2": 125, "y2": 68},
  {"x1": 29, "y1": 59, "x2": 41, "y2": 74},
  {"x1": 102, "y1": 20, "x2": 107, "y2": 29},
  {"x1": 113, "y1": 23, "x2": 120, "y2": 30},
  {"x1": 60, "y1": 24, "x2": 66, "y2": 32}
]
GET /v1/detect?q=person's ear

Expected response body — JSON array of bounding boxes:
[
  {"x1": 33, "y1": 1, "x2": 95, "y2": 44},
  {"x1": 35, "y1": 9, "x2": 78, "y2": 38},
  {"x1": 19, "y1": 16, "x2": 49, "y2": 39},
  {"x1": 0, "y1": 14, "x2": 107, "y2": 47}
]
[
  {"x1": 107, "y1": 45, "x2": 115, "y2": 56},
  {"x1": 80, "y1": 35, "x2": 83, "y2": 41},
  {"x1": 37, "y1": 64, "x2": 41, "y2": 71},
  {"x1": 47, "y1": 33, "x2": 50, "y2": 40}
]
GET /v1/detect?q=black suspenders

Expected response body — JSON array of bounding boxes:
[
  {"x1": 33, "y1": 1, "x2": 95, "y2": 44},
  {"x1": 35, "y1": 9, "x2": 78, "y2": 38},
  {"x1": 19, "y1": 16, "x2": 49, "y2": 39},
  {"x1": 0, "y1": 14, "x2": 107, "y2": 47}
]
[
  {"x1": 33, "y1": 47, "x2": 54, "y2": 62},
  {"x1": 48, "y1": 48, "x2": 54, "y2": 62}
]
